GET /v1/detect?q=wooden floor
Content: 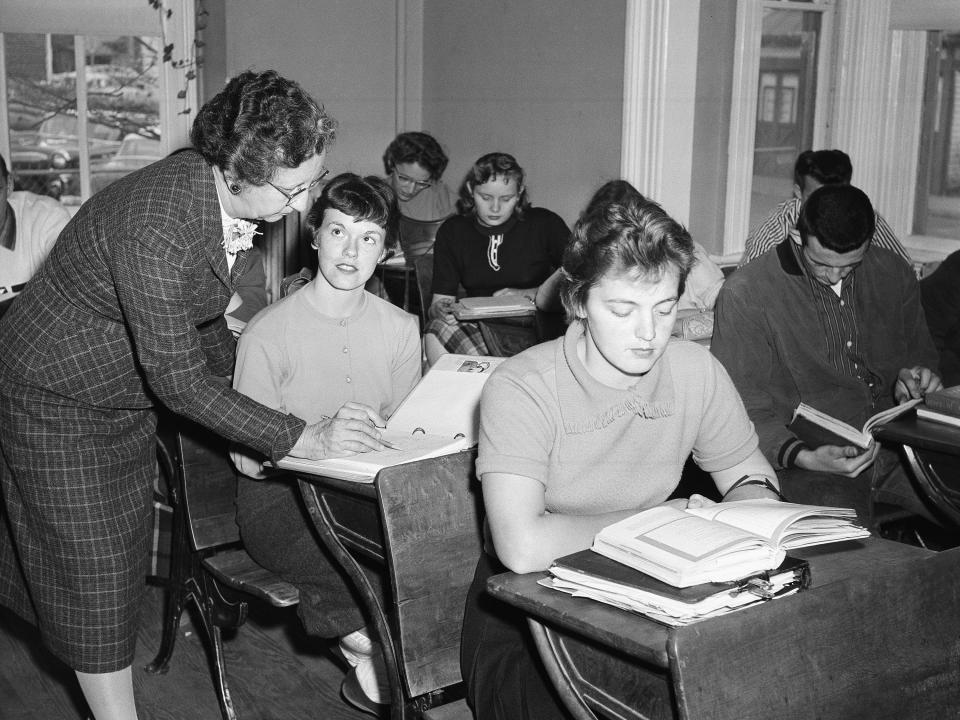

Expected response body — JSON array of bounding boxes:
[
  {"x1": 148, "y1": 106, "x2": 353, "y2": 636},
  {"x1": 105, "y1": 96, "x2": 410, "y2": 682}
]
[{"x1": 0, "y1": 582, "x2": 371, "y2": 720}]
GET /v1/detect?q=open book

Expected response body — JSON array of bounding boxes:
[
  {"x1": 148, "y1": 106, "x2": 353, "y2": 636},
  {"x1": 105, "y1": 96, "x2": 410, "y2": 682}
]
[
  {"x1": 452, "y1": 295, "x2": 536, "y2": 320},
  {"x1": 592, "y1": 499, "x2": 868, "y2": 588},
  {"x1": 787, "y1": 398, "x2": 922, "y2": 450},
  {"x1": 276, "y1": 354, "x2": 504, "y2": 482},
  {"x1": 542, "y1": 550, "x2": 810, "y2": 626}
]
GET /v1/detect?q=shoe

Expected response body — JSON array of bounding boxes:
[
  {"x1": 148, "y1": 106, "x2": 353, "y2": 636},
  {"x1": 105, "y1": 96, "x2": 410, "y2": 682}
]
[
  {"x1": 341, "y1": 667, "x2": 389, "y2": 718},
  {"x1": 339, "y1": 628, "x2": 391, "y2": 704}
]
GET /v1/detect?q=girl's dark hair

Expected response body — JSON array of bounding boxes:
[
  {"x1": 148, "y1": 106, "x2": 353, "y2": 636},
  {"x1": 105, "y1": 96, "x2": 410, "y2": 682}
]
[
  {"x1": 382, "y1": 131, "x2": 449, "y2": 180},
  {"x1": 561, "y1": 181, "x2": 695, "y2": 323},
  {"x1": 306, "y1": 173, "x2": 399, "y2": 247},
  {"x1": 456, "y1": 152, "x2": 531, "y2": 219},
  {"x1": 191, "y1": 69, "x2": 337, "y2": 186}
]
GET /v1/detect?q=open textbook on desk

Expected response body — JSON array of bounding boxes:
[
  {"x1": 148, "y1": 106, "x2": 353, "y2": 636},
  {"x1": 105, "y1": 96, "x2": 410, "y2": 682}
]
[
  {"x1": 592, "y1": 499, "x2": 868, "y2": 588},
  {"x1": 276, "y1": 354, "x2": 503, "y2": 482},
  {"x1": 787, "y1": 398, "x2": 921, "y2": 450}
]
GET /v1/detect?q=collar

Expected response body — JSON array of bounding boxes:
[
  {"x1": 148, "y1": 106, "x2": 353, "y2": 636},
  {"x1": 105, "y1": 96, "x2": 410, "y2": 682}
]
[
  {"x1": 555, "y1": 322, "x2": 676, "y2": 434},
  {"x1": 777, "y1": 236, "x2": 804, "y2": 276},
  {"x1": 778, "y1": 235, "x2": 860, "y2": 298},
  {"x1": 473, "y1": 213, "x2": 519, "y2": 237},
  {"x1": 0, "y1": 202, "x2": 14, "y2": 252}
]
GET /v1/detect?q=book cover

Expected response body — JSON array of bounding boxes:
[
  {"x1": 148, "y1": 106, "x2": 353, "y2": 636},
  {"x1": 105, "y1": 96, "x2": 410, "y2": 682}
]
[
  {"x1": 916, "y1": 406, "x2": 960, "y2": 429},
  {"x1": 276, "y1": 354, "x2": 503, "y2": 482},
  {"x1": 787, "y1": 398, "x2": 921, "y2": 449},
  {"x1": 550, "y1": 549, "x2": 810, "y2": 605},
  {"x1": 543, "y1": 550, "x2": 810, "y2": 626},
  {"x1": 923, "y1": 386, "x2": 960, "y2": 418}
]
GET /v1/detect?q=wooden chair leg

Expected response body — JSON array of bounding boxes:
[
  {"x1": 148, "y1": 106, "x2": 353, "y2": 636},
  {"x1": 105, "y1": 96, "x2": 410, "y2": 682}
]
[{"x1": 145, "y1": 482, "x2": 190, "y2": 674}]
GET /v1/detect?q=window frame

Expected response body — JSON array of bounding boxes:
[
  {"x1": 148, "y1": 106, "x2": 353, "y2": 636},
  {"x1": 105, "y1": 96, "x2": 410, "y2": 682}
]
[
  {"x1": 722, "y1": 0, "x2": 836, "y2": 256},
  {"x1": 0, "y1": 0, "x2": 197, "y2": 206}
]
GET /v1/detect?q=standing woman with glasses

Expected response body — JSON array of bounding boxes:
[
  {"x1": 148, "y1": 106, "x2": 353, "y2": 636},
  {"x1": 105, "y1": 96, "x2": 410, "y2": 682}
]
[
  {"x1": 0, "y1": 69, "x2": 392, "y2": 720},
  {"x1": 382, "y1": 131, "x2": 456, "y2": 222},
  {"x1": 423, "y1": 152, "x2": 570, "y2": 363}
]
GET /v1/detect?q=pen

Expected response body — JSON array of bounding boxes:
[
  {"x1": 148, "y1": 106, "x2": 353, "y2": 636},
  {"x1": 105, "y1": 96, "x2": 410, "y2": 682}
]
[{"x1": 380, "y1": 438, "x2": 402, "y2": 451}]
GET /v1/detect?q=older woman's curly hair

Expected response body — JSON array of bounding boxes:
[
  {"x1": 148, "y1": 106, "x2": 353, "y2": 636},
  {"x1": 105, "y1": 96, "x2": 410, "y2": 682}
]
[
  {"x1": 191, "y1": 69, "x2": 337, "y2": 186},
  {"x1": 560, "y1": 180, "x2": 695, "y2": 323},
  {"x1": 456, "y1": 152, "x2": 531, "y2": 219},
  {"x1": 382, "y1": 131, "x2": 449, "y2": 180}
]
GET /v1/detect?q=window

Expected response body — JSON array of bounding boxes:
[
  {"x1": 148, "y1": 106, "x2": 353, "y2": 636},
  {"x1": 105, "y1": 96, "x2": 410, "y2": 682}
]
[
  {"x1": 914, "y1": 31, "x2": 960, "y2": 242},
  {"x1": 0, "y1": 1, "x2": 197, "y2": 211},
  {"x1": 723, "y1": 0, "x2": 834, "y2": 255}
]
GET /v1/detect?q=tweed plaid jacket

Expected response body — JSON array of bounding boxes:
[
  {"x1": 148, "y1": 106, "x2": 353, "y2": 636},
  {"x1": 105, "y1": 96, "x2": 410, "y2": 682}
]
[{"x1": 0, "y1": 150, "x2": 304, "y2": 462}]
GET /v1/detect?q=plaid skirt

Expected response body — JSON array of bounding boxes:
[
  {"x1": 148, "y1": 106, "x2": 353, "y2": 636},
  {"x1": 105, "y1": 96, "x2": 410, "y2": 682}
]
[
  {"x1": 0, "y1": 377, "x2": 155, "y2": 673},
  {"x1": 424, "y1": 318, "x2": 489, "y2": 356}
]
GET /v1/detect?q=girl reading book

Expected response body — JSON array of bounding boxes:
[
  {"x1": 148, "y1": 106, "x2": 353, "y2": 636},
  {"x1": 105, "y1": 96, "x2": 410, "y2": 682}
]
[
  {"x1": 423, "y1": 152, "x2": 570, "y2": 363},
  {"x1": 461, "y1": 188, "x2": 784, "y2": 720},
  {"x1": 230, "y1": 174, "x2": 421, "y2": 716}
]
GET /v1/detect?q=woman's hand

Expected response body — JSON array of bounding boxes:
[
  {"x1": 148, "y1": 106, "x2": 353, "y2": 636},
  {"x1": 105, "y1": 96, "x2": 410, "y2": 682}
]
[
  {"x1": 288, "y1": 402, "x2": 390, "y2": 460},
  {"x1": 685, "y1": 493, "x2": 716, "y2": 510},
  {"x1": 428, "y1": 295, "x2": 458, "y2": 325},
  {"x1": 659, "y1": 494, "x2": 717, "y2": 511}
]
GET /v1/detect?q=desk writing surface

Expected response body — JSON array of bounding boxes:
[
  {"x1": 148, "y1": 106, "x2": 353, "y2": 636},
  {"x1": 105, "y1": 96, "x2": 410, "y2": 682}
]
[
  {"x1": 490, "y1": 539, "x2": 952, "y2": 720},
  {"x1": 875, "y1": 413, "x2": 960, "y2": 455},
  {"x1": 487, "y1": 537, "x2": 929, "y2": 670}
]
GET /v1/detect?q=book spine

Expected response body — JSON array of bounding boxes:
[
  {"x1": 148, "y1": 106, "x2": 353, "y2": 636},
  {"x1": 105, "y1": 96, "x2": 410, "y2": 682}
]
[
  {"x1": 924, "y1": 390, "x2": 960, "y2": 417},
  {"x1": 917, "y1": 406, "x2": 960, "y2": 429}
]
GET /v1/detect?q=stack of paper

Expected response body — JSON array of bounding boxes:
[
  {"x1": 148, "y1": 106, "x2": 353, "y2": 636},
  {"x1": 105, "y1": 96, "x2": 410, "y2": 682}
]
[
  {"x1": 542, "y1": 549, "x2": 809, "y2": 626},
  {"x1": 453, "y1": 295, "x2": 536, "y2": 320}
]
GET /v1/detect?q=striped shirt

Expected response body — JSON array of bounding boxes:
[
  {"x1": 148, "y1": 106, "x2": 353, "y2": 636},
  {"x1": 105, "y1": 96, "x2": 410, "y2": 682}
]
[
  {"x1": 740, "y1": 197, "x2": 911, "y2": 267},
  {"x1": 805, "y1": 271, "x2": 885, "y2": 405}
]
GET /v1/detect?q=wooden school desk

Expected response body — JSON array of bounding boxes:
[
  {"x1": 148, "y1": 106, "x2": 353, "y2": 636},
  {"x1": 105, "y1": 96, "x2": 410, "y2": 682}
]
[
  {"x1": 488, "y1": 538, "x2": 960, "y2": 720},
  {"x1": 293, "y1": 450, "x2": 481, "y2": 720}
]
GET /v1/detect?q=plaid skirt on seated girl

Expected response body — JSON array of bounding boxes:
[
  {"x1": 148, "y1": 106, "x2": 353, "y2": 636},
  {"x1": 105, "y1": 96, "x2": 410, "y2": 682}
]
[{"x1": 424, "y1": 317, "x2": 489, "y2": 356}]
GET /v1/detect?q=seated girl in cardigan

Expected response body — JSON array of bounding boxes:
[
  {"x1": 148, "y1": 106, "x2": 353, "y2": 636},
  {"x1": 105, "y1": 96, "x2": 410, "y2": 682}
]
[
  {"x1": 230, "y1": 173, "x2": 421, "y2": 716},
  {"x1": 460, "y1": 188, "x2": 783, "y2": 720},
  {"x1": 423, "y1": 152, "x2": 570, "y2": 363}
]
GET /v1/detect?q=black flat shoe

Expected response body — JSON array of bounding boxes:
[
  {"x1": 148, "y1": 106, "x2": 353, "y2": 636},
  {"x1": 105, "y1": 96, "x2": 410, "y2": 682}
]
[{"x1": 341, "y1": 667, "x2": 389, "y2": 718}]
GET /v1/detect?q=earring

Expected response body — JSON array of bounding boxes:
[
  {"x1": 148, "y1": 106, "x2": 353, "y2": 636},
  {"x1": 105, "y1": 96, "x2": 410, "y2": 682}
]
[{"x1": 228, "y1": 182, "x2": 242, "y2": 195}]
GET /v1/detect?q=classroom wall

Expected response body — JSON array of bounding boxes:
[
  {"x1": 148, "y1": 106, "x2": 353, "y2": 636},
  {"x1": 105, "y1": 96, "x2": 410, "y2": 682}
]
[
  {"x1": 420, "y1": 0, "x2": 626, "y2": 227},
  {"x1": 216, "y1": 0, "x2": 399, "y2": 179}
]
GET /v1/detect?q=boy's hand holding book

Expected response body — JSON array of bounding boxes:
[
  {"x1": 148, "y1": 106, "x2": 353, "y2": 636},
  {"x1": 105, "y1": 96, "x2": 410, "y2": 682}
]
[
  {"x1": 894, "y1": 366, "x2": 942, "y2": 404},
  {"x1": 795, "y1": 439, "x2": 880, "y2": 478},
  {"x1": 786, "y1": 397, "x2": 923, "y2": 477}
]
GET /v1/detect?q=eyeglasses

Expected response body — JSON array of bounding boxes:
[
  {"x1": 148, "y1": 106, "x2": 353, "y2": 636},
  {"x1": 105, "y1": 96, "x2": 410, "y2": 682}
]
[
  {"x1": 392, "y1": 169, "x2": 433, "y2": 191},
  {"x1": 266, "y1": 168, "x2": 330, "y2": 206}
]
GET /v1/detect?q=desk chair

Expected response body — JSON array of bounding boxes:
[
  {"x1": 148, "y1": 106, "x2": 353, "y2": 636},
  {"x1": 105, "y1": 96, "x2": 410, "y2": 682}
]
[
  {"x1": 379, "y1": 215, "x2": 445, "y2": 315},
  {"x1": 413, "y1": 252, "x2": 434, "y2": 328},
  {"x1": 297, "y1": 451, "x2": 482, "y2": 719},
  {"x1": 477, "y1": 317, "x2": 539, "y2": 357},
  {"x1": 900, "y1": 445, "x2": 960, "y2": 529},
  {"x1": 146, "y1": 419, "x2": 300, "y2": 720}
]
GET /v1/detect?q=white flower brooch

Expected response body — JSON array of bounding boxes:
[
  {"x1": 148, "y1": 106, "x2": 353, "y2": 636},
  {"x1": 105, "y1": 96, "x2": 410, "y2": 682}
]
[{"x1": 222, "y1": 218, "x2": 261, "y2": 256}]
